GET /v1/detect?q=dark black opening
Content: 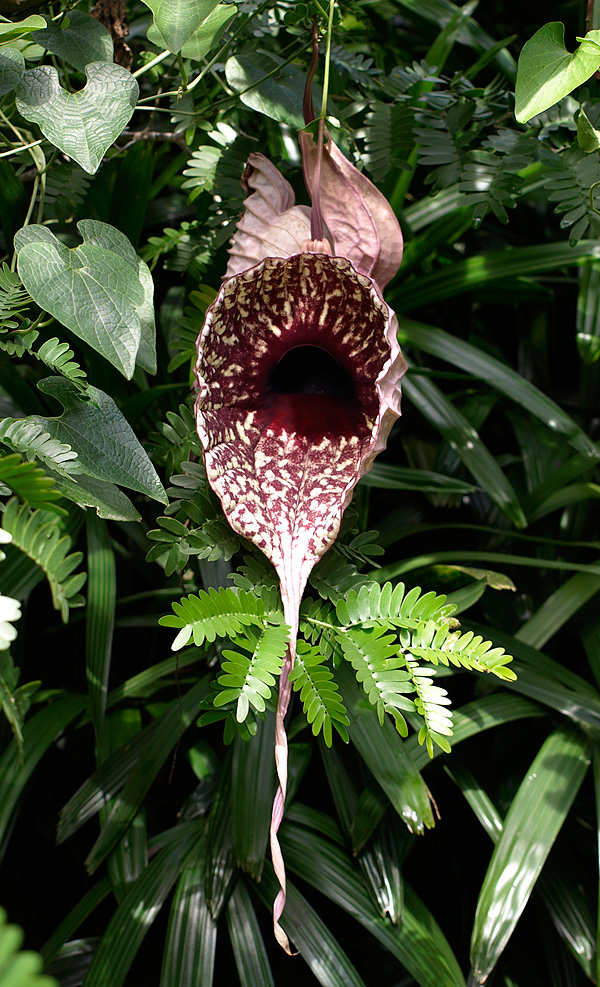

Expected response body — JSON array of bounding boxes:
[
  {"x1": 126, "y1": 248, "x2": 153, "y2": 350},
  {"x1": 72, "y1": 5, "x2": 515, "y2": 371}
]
[{"x1": 269, "y1": 345, "x2": 355, "y2": 398}]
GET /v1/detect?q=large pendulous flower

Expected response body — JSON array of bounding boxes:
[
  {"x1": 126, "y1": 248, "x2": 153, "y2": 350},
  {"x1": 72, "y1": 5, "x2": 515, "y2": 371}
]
[{"x1": 195, "y1": 128, "x2": 406, "y2": 951}]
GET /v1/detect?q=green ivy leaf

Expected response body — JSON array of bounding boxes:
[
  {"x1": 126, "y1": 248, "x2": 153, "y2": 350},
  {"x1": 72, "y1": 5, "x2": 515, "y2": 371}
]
[
  {"x1": 0, "y1": 15, "x2": 46, "y2": 42},
  {"x1": 15, "y1": 222, "x2": 155, "y2": 379},
  {"x1": 225, "y1": 52, "x2": 318, "y2": 129},
  {"x1": 32, "y1": 12, "x2": 113, "y2": 72},
  {"x1": 49, "y1": 472, "x2": 140, "y2": 522},
  {"x1": 515, "y1": 23, "x2": 600, "y2": 124},
  {"x1": 0, "y1": 48, "x2": 24, "y2": 96},
  {"x1": 147, "y1": 2, "x2": 235, "y2": 61},
  {"x1": 15, "y1": 62, "x2": 138, "y2": 174},
  {"x1": 576, "y1": 106, "x2": 600, "y2": 152},
  {"x1": 23, "y1": 378, "x2": 167, "y2": 504},
  {"x1": 141, "y1": 0, "x2": 222, "y2": 54}
]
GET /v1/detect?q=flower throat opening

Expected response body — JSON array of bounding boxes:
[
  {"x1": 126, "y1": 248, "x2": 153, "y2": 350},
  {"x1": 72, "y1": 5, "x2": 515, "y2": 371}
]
[{"x1": 269, "y1": 345, "x2": 355, "y2": 399}]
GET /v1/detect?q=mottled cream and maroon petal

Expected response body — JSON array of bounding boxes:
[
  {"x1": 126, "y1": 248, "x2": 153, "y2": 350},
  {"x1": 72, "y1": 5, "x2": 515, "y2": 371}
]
[
  {"x1": 299, "y1": 131, "x2": 403, "y2": 291},
  {"x1": 225, "y1": 153, "x2": 314, "y2": 280},
  {"x1": 195, "y1": 251, "x2": 405, "y2": 951}
]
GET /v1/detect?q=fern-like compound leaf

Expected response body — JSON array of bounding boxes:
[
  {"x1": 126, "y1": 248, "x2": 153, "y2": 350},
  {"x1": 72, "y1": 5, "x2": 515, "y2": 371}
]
[
  {"x1": 214, "y1": 621, "x2": 290, "y2": 722},
  {"x1": 406, "y1": 621, "x2": 516, "y2": 680},
  {"x1": 542, "y1": 145, "x2": 600, "y2": 244},
  {"x1": 1, "y1": 498, "x2": 86, "y2": 621},
  {"x1": 0, "y1": 264, "x2": 32, "y2": 329},
  {"x1": 0, "y1": 453, "x2": 65, "y2": 514},
  {"x1": 404, "y1": 655, "x2": 453, "y2": 758},
  {"x1": 0, "y1": 418, "x2": 80, "y2": 478},
  {"x1": 337, "y1": 626, "x2": 415, "y2": 735},
  {"x1": 361, "y1": 101, "x2": 415, "y2": 183},
  {"x1": 335, "y1": 580, "x2": 454, "y2": 628},
  {"x1": 0, "y1": 647, "x2": 40, "y2": 755},
  {"x1": 288, "y1": 640, "x2": 349, "y2": 746},
  {"x1": 159, "y1": 585, "x2": 284, "y2": 651}
]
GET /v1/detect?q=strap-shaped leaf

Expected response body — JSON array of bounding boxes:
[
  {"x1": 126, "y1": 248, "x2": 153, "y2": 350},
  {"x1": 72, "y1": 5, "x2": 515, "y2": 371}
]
[
  {"x1": 15, "y1": 62, "x2": 138, "y2": 175},
  {"x1": 288, "y1": 640, "x2": 349, "y2": 746},
  {"x1": 1, "y1": 497, "x2": 85, "y2": 621}
]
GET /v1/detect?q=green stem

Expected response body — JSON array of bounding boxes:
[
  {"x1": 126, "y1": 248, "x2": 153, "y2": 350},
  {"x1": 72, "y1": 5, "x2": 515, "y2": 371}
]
[
  {"x1": 131, "y1": 49, "x2": 173, "y2": 79},
  {"x1": 319, "y1": 0, "x2": 335, "y2": 120},
  {"x1": 177, "y1": 53, "x2": 189, "y2": 90},
  {"x1": 0, "y1": 138, "x2": 44, "y2": 160}
]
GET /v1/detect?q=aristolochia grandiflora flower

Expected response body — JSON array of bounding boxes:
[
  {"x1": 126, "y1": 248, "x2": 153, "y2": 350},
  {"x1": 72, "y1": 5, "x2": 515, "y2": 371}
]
[{"x1": 195, "y1": 113, "x2": 405, "y2": 950}]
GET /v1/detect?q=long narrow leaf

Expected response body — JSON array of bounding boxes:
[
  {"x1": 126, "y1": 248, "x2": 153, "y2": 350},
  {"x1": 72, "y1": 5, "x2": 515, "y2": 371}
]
[
  {"x1": 470, "y1": 725, "x2": 591, "y2": 984},
  {"x1": 398, "y1": 319, "x2": 599, "y2": 459},
  {"x1": 257, "y1": 870, "x2": 368, "y2": 987},
  {"x1": 281, "y1": 821, "x2": 465, "y2": 987},
  {"x1": 85, "y1": 513, "x2": 116, "y2": 755},
  {"x1": 226, "y1": 880, "x2": 275, "y2": 987},
  {"x1": 337, "y1": 662, "x2": 436, "y2": 834},
  {"x1": 160, "y1": 847, "x2": 216, "y2": 987},
  {"x1": 402, "y1": 373, "x2": 527, "y2": 528},
  {"x1": 231, "y1": 712, "x2": 275, "y2": 880},
  {"x1": 83, "y1": 822, "x2": 204, "y2": 987}
]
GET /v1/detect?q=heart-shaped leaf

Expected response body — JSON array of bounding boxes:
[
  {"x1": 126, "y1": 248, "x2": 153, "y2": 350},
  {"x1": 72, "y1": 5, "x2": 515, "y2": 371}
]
[
  {"x1": 515, "y1": 23, "x2": 600, "y2": 124},
  {"x1": 0, "y1": 47, "x2": 24, "y2": 96},
  {"x1": 15, "y1": 62, "x2": 138, "y2": 174},
  {"x1": 50, "y1": 471, "x2": 140, "y2": 521},
  {"x1": 28, "y1": 378, "x2": 167, "y2": 504},
  {"x1": 225, "y1": 52, "x2": 319, "y2": 130},
  {"x1": 146, "y1": 2, "x2": 235, "y2": 61},
  {"x1": 577, "y1": 106, "x2": 600, "y2": 152},
  {"x1": 141, "y1": 0, "x2": 221, "y2": 53},
  {"x1": 32, "y1": 12, "x2": 113, "y2": 72},
  {"x1": 15, "y1": 222, "x2": 155, "y2": 379},
  {"x1": 0, "y1": 15, "x2": 46, "y2": 42},
  {"x1": 76, "y1": 220, "x2": 157, "y2": 375}
]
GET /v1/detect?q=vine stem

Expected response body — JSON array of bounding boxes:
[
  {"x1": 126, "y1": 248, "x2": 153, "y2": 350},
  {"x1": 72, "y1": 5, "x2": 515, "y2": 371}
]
[{"x1": 319, "y1": 0, "x2": 335, "y2": 121}]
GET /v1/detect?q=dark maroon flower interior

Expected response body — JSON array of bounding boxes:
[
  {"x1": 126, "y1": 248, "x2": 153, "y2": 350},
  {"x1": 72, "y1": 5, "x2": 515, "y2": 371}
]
[{"x1": 195, "y1": 251, "x2": 392, "y2": 595}]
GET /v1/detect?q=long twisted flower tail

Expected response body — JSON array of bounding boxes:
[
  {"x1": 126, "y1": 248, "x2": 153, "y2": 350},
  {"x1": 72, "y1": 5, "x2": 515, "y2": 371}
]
[{"x1": 195, "y1": 124, "x2": 405, "y2": 952}]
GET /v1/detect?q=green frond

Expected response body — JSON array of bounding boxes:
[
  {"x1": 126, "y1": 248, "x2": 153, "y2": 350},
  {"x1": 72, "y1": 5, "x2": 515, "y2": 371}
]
[
  {"x1": 35, "y1": 337, "x2": 87, "y2": 385},
  {"x1": 1, "y1": 498, "x2": 86, "y2": 621},
  {"x1": 148, "y1": 404, "x2": 203, "y2": 477},
  {"x1": 406, "y1": 621, "x2": 516, "y2": 680},
  {"x1": 44, "y1": 160, "x2": 91, "y2": 222},
  {"x1": 0, "y1": 264, "x2": 32, "y2": 329},
  {"x1": 0, "y1": 453, "x2": 65, "y2": 514},
  {"x1": 146, "y1": 514, "x2": 239, "y2": 575},
  {"x1": 288, "y1": 640, "x2": 349, "y2": 747},
  {"x1": 460, "y1": 151, "x2": 524, "y2": 224},
  {"x1": 335, "y1": 581, "x2": 455, "y2": 629},
  {"x1": 309, "y1": 549, "x2": 370, "y2": 603},
  {"x1": 0, "y1": 328, "x2": 39, "y2": 358},
  {"x1": 404, "y1": 655, "x2": 453, "y2": 758},
  {"x1": 0, "y1": 418, "x2": 80, "y2": 478},
  {"x1": 328, "y1": 42, "x2": 381, "y2": 83},
  {"x1": 337, "y1": 626, "x2": 415, "y2": 735},
  {"x1": 299, "y1": 596, "x2": 340, "y2": 661},
  {"x1": 0, "y1": 647, "x2": 40, "y2": 755},
  {"x1": 229, "y1": 553, "x2": 280, "y2": 594},
  {"x1": 159, "y1": 586, "x2": 284, "y2": 651},
  {"x1": 361, "y1": 101, "x2": 415, "y2": 182},
  {"x1": 541, "y1": 145, "x2": 600, "y2": 244},
  {"x1": 213, "y1": 621, "x2": 289, "y2": 722},
  {"x1": 167, "y1": 285, "x2": 217, "y2": 372},
  {"x1": 415, "y1": 98, "x2": 479, "y2": 190}
]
